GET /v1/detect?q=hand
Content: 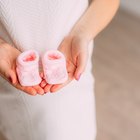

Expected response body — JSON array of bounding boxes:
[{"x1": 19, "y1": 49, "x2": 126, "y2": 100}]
[
  {"x1": 0, "y1": 41, "x2": 44, "y2": 96},
  {"x1": 47, "y1": 30, "x2": 90, "y2": 93}
]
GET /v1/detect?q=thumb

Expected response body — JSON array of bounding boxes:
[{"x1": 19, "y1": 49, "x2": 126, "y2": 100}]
[
  {"x1": 74, "y1": 51, "x2": 88, "y2": 81},
  {"x1": 5, "y1": 69, "x2": 17, "y2": 84}
]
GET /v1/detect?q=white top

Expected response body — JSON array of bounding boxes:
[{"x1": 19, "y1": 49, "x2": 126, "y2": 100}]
[
  {"x1": 0, "y1": 0, "x2": 90, "y2": 53},
  {"x1": 0, "y1": 0, "x2": 94, "y2": 84}
]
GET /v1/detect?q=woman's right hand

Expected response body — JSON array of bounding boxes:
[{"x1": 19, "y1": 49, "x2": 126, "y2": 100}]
[{"x1": 0, "y1": 39, "x2": 44, "y2": 96}]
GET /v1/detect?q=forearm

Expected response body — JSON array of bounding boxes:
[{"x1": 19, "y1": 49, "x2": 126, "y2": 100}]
[{"x1": 71, "y1": 0, "x2": 120, "y2": 40}]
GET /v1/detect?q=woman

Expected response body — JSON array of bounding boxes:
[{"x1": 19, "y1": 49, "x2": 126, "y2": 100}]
[{"x1": 0, "y1": 0, "x2": 119, "y2": 140}]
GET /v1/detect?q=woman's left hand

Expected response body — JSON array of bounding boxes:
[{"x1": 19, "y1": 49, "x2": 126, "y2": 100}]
[
  {"x1": 47, "y1": 30, "x2": 91, "y2": 93},
  {"x1": 40, "y1": 0, "x2": 120, "y2": 93}
]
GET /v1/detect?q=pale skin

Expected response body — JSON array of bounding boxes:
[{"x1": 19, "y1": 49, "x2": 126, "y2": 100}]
[{"x1": 0, "y1": 0, "x2": 120, "y2": 95}]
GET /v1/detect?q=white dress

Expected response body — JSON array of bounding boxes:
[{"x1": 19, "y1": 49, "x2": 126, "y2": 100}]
[{"x1": 0, "y1": 0, "x2": 97, "y2": 140}]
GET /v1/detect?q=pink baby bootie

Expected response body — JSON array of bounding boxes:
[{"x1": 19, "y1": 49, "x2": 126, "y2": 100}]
[
  {"x1": 42, "y1": 50, "x2": 68, "y2": 84},
  {"x1": 16, "y1": 50, "x2": 42, "y2": 86}
]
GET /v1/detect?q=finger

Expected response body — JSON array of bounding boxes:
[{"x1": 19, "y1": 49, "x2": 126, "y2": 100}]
[
  {"x1": 0, "y1": 68, "x2": 36, "y2": 95},
  {"x1": 66, "y1": 60, "x2": 76, "y2": 73},
  {"x1": 39, "y1": 72, "x2": 43, "y2": 78},
  {"x1": 7, "y1": 69, "x2": 17, "y2": 84},
  {"x1": 12, "y1": 74, "x2": 37, "y2": 96},
  {"x1": 40, "y1": 72, "x2": 45, "y2": 79},
  {"x1": 74, "y1": 51, "x2": 88, "y2": 81},
  {"x1": 12, "y1": 71, "x2": 44, "y2": 95},
  {"x1": 32, "y1": 85, "x2": 44, "y2": 95},
  {"x1": 50, "y1": 73, "x2": 74, "y2": 93},
  {"x1": 23, "y1": 87, "x2": 37, "y2": 95},
  {"x1": 13, "y1": 82, "x2": 37, "y2": 96},
  {"x1": 44, "y1": 84, "x2": 53, "y2": 93},
  {"x1": 40, "y1": 79, "x2": 47, "y2": 88}
]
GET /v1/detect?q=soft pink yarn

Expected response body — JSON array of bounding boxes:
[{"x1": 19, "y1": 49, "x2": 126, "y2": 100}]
[
  {"x1": 16, "y1": 49, "x2": 68, "y2": 86},
  {"x1": 42, "y1": 50, "x2": 68, "y2": 84},
  {"x1": 16, "y1": 50, "x2": 42, "y2": 86}
]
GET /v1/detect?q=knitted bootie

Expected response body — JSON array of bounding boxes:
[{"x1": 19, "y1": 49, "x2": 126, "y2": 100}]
[
  {"x1": 16, "y1": 50, "x2": 42, "y2": 86},
  {"x1": 42, "y1": 50, "x2": 68, "y2": 84}
]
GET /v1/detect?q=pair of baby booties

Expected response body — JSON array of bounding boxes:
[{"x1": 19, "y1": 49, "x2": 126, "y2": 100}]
[{"x1": 16, "y1": 50, "x2": 68, "y2": 86}]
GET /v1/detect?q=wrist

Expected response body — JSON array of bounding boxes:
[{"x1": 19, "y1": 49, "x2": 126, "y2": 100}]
[{"x1": 69, "y1": 23, "x2": 93, "y2": 43}]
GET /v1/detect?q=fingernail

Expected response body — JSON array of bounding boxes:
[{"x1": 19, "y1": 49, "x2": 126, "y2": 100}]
[{"x1": 77, "y1": 74, "x2": 81, "y2": 81}]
